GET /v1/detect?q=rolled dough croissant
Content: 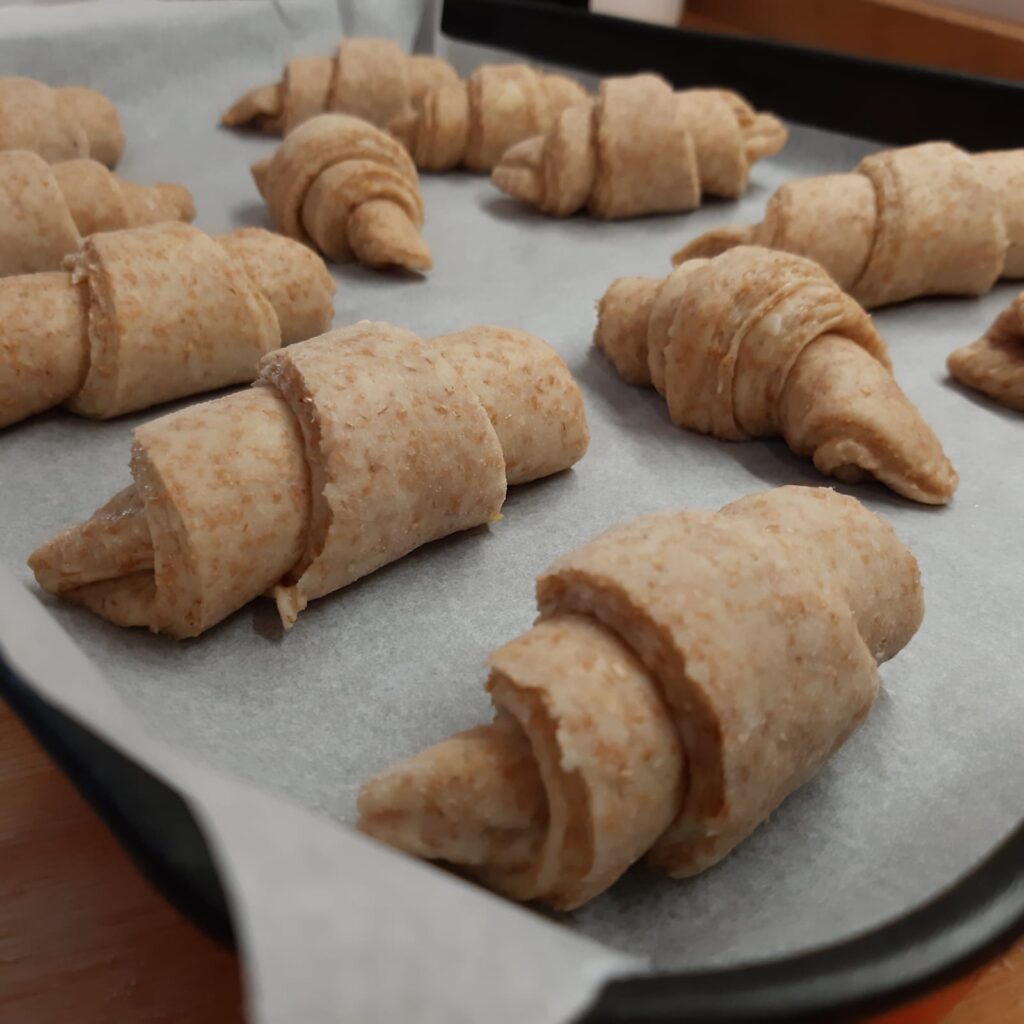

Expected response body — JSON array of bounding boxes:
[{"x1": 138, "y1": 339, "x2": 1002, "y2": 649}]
[
  {"x1": 29, "y1": 323, "x2": 589, "y2": 638},
  {"x1": 0, "y1": 222, "x2": 334, "y2": 427},
  {"x1": 395, "y1": 63, "x2": 589, "y2": 173},
  {"x1": 0, "y1": 76, "x2": 124, "y2": 167},
  {"x1": 675, "y1": 142, "x2": 1024, "y2": 308},
  {"x1": 0, "y1": 150, "x2": 195, "y2": 277},
  {"x1": 221, "y1": 37, "x2": 458, "y2": 138},
  {"x1": 947, "y1": 291, "x2": 1024, "y2": 412},
  {"x1": 359, "y1": 485, "x2": 923, "y2": 909},
  {"x1": 253, "y1": 113, "x2": 431, "y2": 271},
  {"x1": 491, "y1": 74, "x2": 786, "y2": 218},
  {"x1": 594, "y1": 245, "x2": 957, "y2": 504}
]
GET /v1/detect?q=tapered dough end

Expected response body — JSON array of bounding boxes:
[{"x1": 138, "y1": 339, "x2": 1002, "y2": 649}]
[
  {"x1": 744, "y1": 112, "x2": 787, "y2": 162},
  {"x1": 947, "y1": 295, "x2": 1024, "y2": 412},
  {"x1": 216, "y1": 227, "x2": 336, "y2": 345},
  {"x1": 594, "y1": 276, "x2": 662, "y2": 387},
  {"x1": 433, "y1": 325, "x2": 590, "y2": 485},
  {"x1": 348, "y1": 199, "x2": 432, "y2": 271},
  {"x1": 673, "y1": 224, "x2": 755, "y2": 264},
  {"x1": 358, "y1": 723, "x2": 547, "y2": 876},
  {"x1": 56, "y1": 86, "x2": 125, "y2": 168},
  {"x1": 220, "y1": 82, "x2": 283, "y2": 133},
  {"x1": 154, "y1": 183, "x2": 197, "y2": 223},
  {"x1": 782, "y1": 333, "x2": 959, "y2": 504},
  {"x1": 251, "y1": 157, "x2": 272, "y2": 199},
  {"x1": 490, "y1": 136, "x2": 544, "y2": 207}
]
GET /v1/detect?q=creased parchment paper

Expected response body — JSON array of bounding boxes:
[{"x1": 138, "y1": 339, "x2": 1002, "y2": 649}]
[{"x1": 1, "y1": 2, "x2": 1022, "y2": 1022}]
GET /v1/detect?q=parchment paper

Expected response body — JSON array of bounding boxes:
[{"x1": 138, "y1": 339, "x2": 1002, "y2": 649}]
[{"x1": 1, "y1": 2, "x2": 1022, "y2": 1022}]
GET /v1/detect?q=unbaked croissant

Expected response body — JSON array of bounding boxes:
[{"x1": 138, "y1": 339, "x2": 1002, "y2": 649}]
[
  {"x1": 221, "y1": 37, "x2": 458, "y2": 138},
  {"x1": 394, "y1": 63, "x2": 589, "y2": 173},
  {"x1": 29, "y1": 323, "x2": 589, "y2": 638},
  {"x1": 252, "y1": 113, "x2": 431, "y2": 271},
  {"x1": 0, "y1": 150, "x2": 195, "y2": 277},
  {"x1": 0, "y1": 222, "x2": 334, "y2": 427},
  {"x1": 491, "y1": 74, "x2": 786, "y2": 218},
  {"x1": 359, "y1": 485, "x2": 923, "y2": 909},
  {"x1": 947, "y1": 291, "x2": 1024, "y2": 412},
  {"x1": 676, "y1": 142, "x2": 1024, "y2": 308},
  {"x1": 0, "y1": 76, "x2": 124, "y2": 168},
  {"x1": 594, "y1": 245, "x2": 957, "y2": 504}
]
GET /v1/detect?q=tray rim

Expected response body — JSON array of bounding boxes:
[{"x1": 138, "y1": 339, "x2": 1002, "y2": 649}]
[{"x1": 3, "y1": 647, "x2": 1023, "y2": 1024}]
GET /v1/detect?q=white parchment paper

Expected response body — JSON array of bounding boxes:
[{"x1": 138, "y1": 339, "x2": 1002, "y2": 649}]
[{"x1": 1, "y1": 2, "x2": 1022, "y2": 1021}]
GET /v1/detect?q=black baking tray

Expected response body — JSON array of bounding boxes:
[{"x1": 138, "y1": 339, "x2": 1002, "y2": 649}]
[{"x1": 4, "y1": 2, "x2": 1024, "y2": 1020}]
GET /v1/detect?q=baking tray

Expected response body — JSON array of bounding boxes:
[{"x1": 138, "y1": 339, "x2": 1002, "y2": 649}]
[{"x1": 2, "y1": 1, "x2": 1024, "y2": 1020}]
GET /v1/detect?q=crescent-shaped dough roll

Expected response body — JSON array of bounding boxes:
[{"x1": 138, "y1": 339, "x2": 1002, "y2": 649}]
[
  {"x1": 947, "y1": 291, "x2": 1024, "y2": 412},
  {"x1": 220, "y1": 38, "x2": 458, "y2": 137},
  {"x1": 491, "y1": 75, "x2": 786, "y2": 218},
  {"x1": 594, "y1": 246, "x2": 957, "y2": 504},
  {"x1": 253, "y1": 113, "x2": 430, "y2": 271},
  {"x1": 0, "y1": 77, "x2": 124, "y2": 167},
  {"x1": 358, "y1": 485, "x2": 923, "y2": 909},
  {"x1": 395, "y1": 63, "x2": 589, "y2": 173},
  {"x1": 0, "y1": 150, "x2": 195, "y2": 277},
  {"x1": 28, "y1": 323, "x2": 589, "y2": 638},
  {"x1": 0, "y1": 222, "x2": 335, "y2": 427},
  {"x1": 675, "y1": 142, "x2": 1020, "y2": 308}
]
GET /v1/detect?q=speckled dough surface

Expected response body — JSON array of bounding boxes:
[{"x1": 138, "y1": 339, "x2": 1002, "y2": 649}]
[
  {"x1": 594, "y1": 246, "x2": 957, "y2": 504},
  {"x1": 254, "y1": 113, "x2": 431, "y2": 271},
  {"x1": 0, "y1": 222, "x2": 335, "y2": 427},
  {"x1": 0, "y1": 76, "x2": 124, "y2": 167},
  {"x1": 359, "y1": 486, "x2": 923, "y2": 908},
  {"x1": 676, "y1": 142, "x2": 1024, "y2": 308},
  {"x1": 400, "y1": 63, "x2": 589, "y2": 173},
  {"x1": 221, "y1": 36, "x2": 458, "y2": 138},
  {"x1": 491, "y1": 75, "x2": 786, "y2": 219},
  {"x1": 28, "y1": 321, "x2": 588, "y2": 637},
  {"x1": 0, "y1": 150, "x2": 195, "y2": 277}
]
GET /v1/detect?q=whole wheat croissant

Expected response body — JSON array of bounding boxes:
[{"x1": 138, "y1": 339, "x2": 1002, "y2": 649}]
[
  {"x1": 594, "y1": 245, "x2": 957, "y2": 504},
  {"x1": 395, "y1": 63, "x2": 589, "y2": 173},
  {"x1": 0, "y1": 222, "x2": 335, "y2": 427},
  {"x1": 29, "y1": 322, "x2": 589, "y2": 638},
  {"x1": 0, "y1": 150, "x2": 195, "y2": 277},
  {"x1": 359, "y1": 485, "x2": 923, "y2": 909},
  {"x1": 675, "y1": 142, "x2": 1024, "y2": 308},
  {"x1": 0, "y1": 76, "x2": 124, "y2": 168},
  {"x1": 947, "y1": 291, "x2": 1024, "y2": 412},
  {"x1": 252, "y1": 113, "x2": 431, "y2": 271},
  {"x1": 491, "y1": 74, "x2": 786, "y2": 218},
  {"x1": 221, "y1": 37, "x2": 458, "y2": 138}
]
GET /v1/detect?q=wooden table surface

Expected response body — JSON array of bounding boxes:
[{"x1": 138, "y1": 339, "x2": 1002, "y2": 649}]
[{"x1": 1, "y1": 698, "x2": 1021, "y2": 1024}]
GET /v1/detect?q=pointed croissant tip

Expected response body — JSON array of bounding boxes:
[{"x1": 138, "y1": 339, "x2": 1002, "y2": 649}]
[
  {"x1": 672, "y1": 225, "x2": 755, "y2": 265},
  {"x1": 348, "y1": 200, "x2": 433, "y2": 273},
  {"x1": 250, "y1": 157, "x2": 271, "y2": 199},
  {"x1": 491, "y1": 137, "x2": 544, "y2": 206},
  {"x1": 156, "y1": 183, "x2": 196, "y2": 223},
  {"x1": 745, "y1": 113, "x2": 788, "y2": 163}
]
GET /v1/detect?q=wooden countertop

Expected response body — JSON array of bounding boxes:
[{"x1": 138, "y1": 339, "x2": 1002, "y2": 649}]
[{"x1": 1, "y1": 698, "x2": 1020, "y2": 1023}]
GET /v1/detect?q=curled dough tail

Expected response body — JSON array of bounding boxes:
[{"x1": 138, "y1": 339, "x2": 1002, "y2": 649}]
[
  {"x1": 781, "y1": 333, "x2": 959, "y2": 504},
  {"x1": 347, "y1": 199, "x2": 432, "y2": 271},
  {"x1": 220, "y1": 82, "x2": 283, "y2": 132},
  {"x1": 946, "y1": 292, "x2": 1024, "y2": 412},
  {"x1": 672, "y1": 224, "x2": 754, "y2": 263}
]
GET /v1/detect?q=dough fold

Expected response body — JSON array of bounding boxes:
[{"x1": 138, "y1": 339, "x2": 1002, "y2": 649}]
[
  {"x1": 0, "y1": 76, "x2": 124, "y2": 167},
  {"x1": 358, "y1": 486, "x2": 923, "y2": 908},
  {"x1": 593, "y1": 246, "x2": 957, "y2": 504},
  {"x1": 492, "y1": 75, "x2": 786, "y2": 218},
  {"x1": 947, "y1": 290, "x2": 1024, "y2": 412},
  {"x1": 29, "y1": 323, "x2": 588, "y2": 637},
  {"x1": 0, "y1": 150, "x2": 195, "y2": 277},
  {"x1": 221, "y1": 38, "x2": 458, "y2": 137},
  {"x1": 675, "y1": 142, "x2": 1021, "y2": 307},
  {"x1": 0, "y1": 222, "x2": 335, "y2": 427},
  {"x1": 397, "y1": 63, "x2": 589, "y2": 173},
  {"x1": 253, "y1": 114, "x2": 430, "y2": 271}
]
